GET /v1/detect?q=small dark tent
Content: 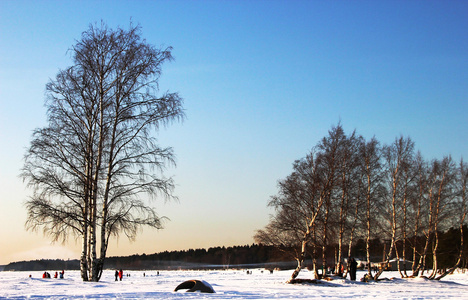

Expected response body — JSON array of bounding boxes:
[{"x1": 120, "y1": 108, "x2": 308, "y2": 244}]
[{"x1": 174, "y1": 280, "x2": 215, "y2": 293}]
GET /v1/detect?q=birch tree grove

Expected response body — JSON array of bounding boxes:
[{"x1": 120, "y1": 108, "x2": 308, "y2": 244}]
[
  {"x1": 255, "y1": 125, "x2": 467, "y2": 282},
  {"x1": 21, "y1": 23, "x2": 184, "y2": 282}
]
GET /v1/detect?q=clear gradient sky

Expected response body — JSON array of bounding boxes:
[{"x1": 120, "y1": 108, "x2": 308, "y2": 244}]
[{"x1": 1, "y1": 0, "x2": 467, "y2": 265}]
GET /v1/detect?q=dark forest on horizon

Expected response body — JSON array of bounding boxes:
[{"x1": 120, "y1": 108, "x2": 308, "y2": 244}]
[{"x1": 4, "y1": 226, "x2": 468, "y2": 272}]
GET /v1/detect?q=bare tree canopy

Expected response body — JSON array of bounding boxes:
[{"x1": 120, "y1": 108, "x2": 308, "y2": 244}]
[
  {"x1": 256, "y1": 124, "x2": 467, "y2": 283},
  {"x1": 21, "y1": 22, "x2": 184, "y2": 282}
]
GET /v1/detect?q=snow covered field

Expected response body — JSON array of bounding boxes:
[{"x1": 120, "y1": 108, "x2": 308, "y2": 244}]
[{"x1": 1, "y1": 268, "x2": 467, "y2": 299}]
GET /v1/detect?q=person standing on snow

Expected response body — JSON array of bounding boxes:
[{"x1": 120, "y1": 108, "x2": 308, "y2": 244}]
[{"x1": 349, "y1": 258, "x2": 358, "y2": 281}]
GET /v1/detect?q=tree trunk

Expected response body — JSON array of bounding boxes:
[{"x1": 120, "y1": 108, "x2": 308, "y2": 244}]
[
  {"x1": 80, "y1": 167, "x2": 90, "y2": 282},
  {"x1": 429, "y1": 235, "x2": 439, "y2": 279},
  {"x1": 364, "y1": 172, "x2": 372, "y2": 277},
  {"x1": 89, "y1": 203, "x2": 98, "y2": 281},
  {"x1": 411, "y1": 182, "x2": 423, "y2": 276},
  {"x1": 337, "y1": 220, "x2": 344, "y2": 276},
  {"x1": 89, "y1": 84, "x2": 107, "y2": 282},
  {"x1": 288, "y1": 240, "x2": 307, "y2": 282},
  {"x1": 312, "y1": 224, "x2": 320, "y2": 279},
  {"x1": 401, "y1": 179, "x2": 409, "y2": 278},
  {"x1": 80, "y1": 227, "x2": 89, "y2": 281},
  {"x1": 97, "y1": 100, "x2": 119, "y2": 282},
  {"x1": 395, "y1": 242, "x2": 403, "y2": 278},
  {"x1": 288, "y1": 192, "x2": 327, "y2": 282},
  {"x1": 322, "y1": 206, "x2": 329, "y2": 277}
]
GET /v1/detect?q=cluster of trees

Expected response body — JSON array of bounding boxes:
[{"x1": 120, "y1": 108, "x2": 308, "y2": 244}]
[
  {"x1": 255, "y1": 124, "x2": 467, "y2": 282},
  {"x1": 21, "y1": 23, "x2": 183, "y2": 282}
]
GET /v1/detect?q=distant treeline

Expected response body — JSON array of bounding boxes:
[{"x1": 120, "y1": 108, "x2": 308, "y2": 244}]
[
  {"x1": 4, "y1": 228, "x2": 467, "y2": 272},
  {"x1": 102, "y1": 244, "x2": 295, "y2": 270},
  {"x1": 4, "y1": 244, "x2": 290, "y2": 271},
  {"x1": 4, "y1": 259, "x2": 80, "y2": 272}
]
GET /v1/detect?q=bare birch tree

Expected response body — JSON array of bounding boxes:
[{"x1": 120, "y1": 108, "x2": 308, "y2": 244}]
[
  {"x1": 358, "y1": 136, "x2": 384, "y2": 279},
  {"x1": 373, "y1": 136, "x2": 415, "y2": 280},
  {"x1": 409, "y1": 156, "x2": 456, "y2": 278},
  {"x1": 427, "y1": 157, "x2": 456, "y2": 279},
  {"x1": 255, "y1": 149, "x2": 331, "y2": 282},
  {"x1": 22, "y1": 22, "x2": 184, "y2": 282},
  {"x1": 332, "y1": 130, "x2": 360, "y2": 276},
  {"x1": 410, "y1": 152, "x2": 429, "y2": 276},
  {"x1": 314, "y1": 124, "x2": 352, "y2": 276},
  {"x1": 435, "y1": 159, "x2": 468, "y2": 280}
]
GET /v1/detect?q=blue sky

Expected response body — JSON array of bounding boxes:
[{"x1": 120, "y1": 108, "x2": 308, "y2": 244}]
[{"x1": 1, "y1": 0, "x2": 467, "y2": 264}]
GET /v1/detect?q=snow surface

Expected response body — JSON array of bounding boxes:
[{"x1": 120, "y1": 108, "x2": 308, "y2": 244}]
[{"x1": 1, "y1": 269, "x2": 468, "y2": 299}]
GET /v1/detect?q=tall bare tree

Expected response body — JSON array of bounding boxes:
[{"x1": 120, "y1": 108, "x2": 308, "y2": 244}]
[
  {"x1": 435, "y1": 159, "x2": 468, "y2": 280},
  {"x1": 398, "y1": 149, "x2": 417, "y2": 278},
  {"x1": 329, "y1": 129, "x2": 360, "y2": 276},
  {"x1": 358, "y1": 136, "x2": 384, "y2": 279},
  {"x1": 22, "y1": 22, "x2": 184, "y2": 282},
  {"x1": 255, "y1": 149, "x2": 331, "y2": 281},
  {"x1": 315, "y1": 124, "x2": 348, "y2": 276},
  {"x1": 372, "y1": 137, "x2": 415, "y2": 280},
  {"x1": 427, "y1": 157, "x2": 456, "y2": 279},
  {"x1": 410, "y1": 152, "x2": 428, "y2": 276},
  {"x1": 409, "y1": 156, "x2": 456, "y2": 278}
]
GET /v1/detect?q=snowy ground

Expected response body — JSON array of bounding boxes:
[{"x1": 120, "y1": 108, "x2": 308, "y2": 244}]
[{"x1": 1, "y1": 268, "x2": 467, "y2": 299}]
